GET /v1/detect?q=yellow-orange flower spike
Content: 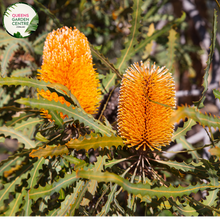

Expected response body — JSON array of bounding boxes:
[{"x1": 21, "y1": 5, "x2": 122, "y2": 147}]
[
  {"x1": 117, "y1": 62, "x2": 176, "y2": 151},
  {"x1": 38, "y1": 26, "x2": 101, "y2": 115}
]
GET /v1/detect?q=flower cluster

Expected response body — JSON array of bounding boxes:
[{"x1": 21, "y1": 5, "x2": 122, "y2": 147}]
[
  {"x1": 38, "y1": 26, "x2": 101, "y2": 115},
  {"x1": 117, "y1": 62, "x2": 176, "y2": 151}
]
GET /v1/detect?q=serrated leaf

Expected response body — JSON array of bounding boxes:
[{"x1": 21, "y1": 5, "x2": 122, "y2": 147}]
[
  {"x1": 47, "y1": 83, "x2": 82, "y2": 109},
  {"x1": 0, "y1": 87, "x2": 10, "y2": 108},
  {"x1": 170, "y1": 105, "x2": 220, "y2": 131},
  {"x1": 172, "y1": 119, "x2": 196, "y2": 141},
  {"x1": 49, "y1": 110, "x2": 63, "y2": 127},
  {"x1": 87, "y1": 155, "x2": 107, "y2": 198},
  {"x1": 194, "y1": 9, "x2": 217, "y2": 108},
  {"x1": 61, "y1": 154, "x2": 87, "y2": 167},
  {"x1": 0, "y1": 126, "x2": 36, "y2": 149},
  {"x1": 0, "y1": 162, "x2": 33, "y2": 208},
  {"x1": 12, "y1": 117, "x2": 42, "y2": 139},
  {"x1": 22, "y1": 158, "x2": 45, "y2": 216},
  {"x1": 0, "y1": 36, "x2": 33, "y2": 54},
  {"x1": 57, "y1": 180, "x2": 85, "y2": 216},
  {"x1": 116, "y1": 0, "x2": 143, "y2": 73},
  {"x1": 77, "y1": 170, "x2": 218, "y2": 199},
  {"x1": 152, "y1": 159, "x2": 206, "y2": 174},
  {"x1": 0, "y1": 156, "x2": 23, "y2": 177},
  {"x1": 6, "y1": 112, "x2": 38, "y2": 126},
  {"x1": 167, "y1": 29, "x2": 177, "y2": 71},
  {"x1": 16, "y1": 98, "x2": 113, "y2": 137},
  {"x1": 29, "y1": 145, "x2": 68, "y2": 159},
  {"x1": 29, "y1": 172, "x2": 78, "y2": 200},
  {"x1": 176, "y1": 136, "x2": 200, "y2": 162},
  {"x1": 11, "y1": 68, "x2": 32, "y2": 77},
  {"x1": 1, "y1": 43, "x2": 19, "y2": 77},
  {"x1": 0, "y1": 77, "x2": 49, "y2": 91},
  {"x1": 66, "y1": 134, "x2": 123, "y2": 151},
  {"x1": 4, "y1": 187, "x2": 26, "y2": 216}
]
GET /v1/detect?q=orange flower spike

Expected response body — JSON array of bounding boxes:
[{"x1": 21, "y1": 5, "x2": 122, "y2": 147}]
[
  {"x1": 38, "y1": 26, "x2": 101, "y2": 115},
  {"x1": 117, "y1": 62, "x2": 176, "y2": 151}
]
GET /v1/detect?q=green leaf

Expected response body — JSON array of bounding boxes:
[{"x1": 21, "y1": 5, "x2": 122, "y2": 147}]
[
  {"x1": 66, "y1": 134, "x2": 123, "y2": 151},
  {"x1": 0, "y1": 156, "x2": 24, "y2": 177},
  {"x1": 115, "y1": 0, "x2": 143, "y2": 73},
  {"x1": 13, "y1": 117, "x2": 43, "y2": 139},
  {"x1": 1, "y1": 43, "x2": 19, "y2": 77},
  {"x1": 213, "y1": 89, "x2": 220, "y2": 101},
  {"x1": 101, "y1": 71, "x2": 117, "y2": 93},
  {"x1": 77, "y1": 170, "x2": 217, "y2": 199},
  {"x1": 4, "y1": 187, "x2": 26, "y2": 216},
  {"x1": 152, "y1": 159, "x2": 206, "y2": 174},
  {"x1": 172, "y1": 119, "x2": 196, "y2": 141},
  {"x1": 25, "y1": 14, "x2": 39, "y2": 33},
  {"x1": 167, "y1": 29, "x2": 177, "y2": 71},
  {"x1": 29, "y1": 172, "x2": 78, "y2": 200},
  {"x1": 0, "y1": 87, "x2": 10, "y2": 108},
  {"x1": 49, "y1": 110, "x2": 63, "y2": 127},
  {"x1": 170, "y1": 105, "x2": 220, "y2": 131},
  {"x1": 11, "y1": 68, "x2": 33, "y2": 77},
  {"x1": 176, "y1": 136, "x2": 200, "y2": 162},
  {"x1": 57, "y1": 180, "x2": 85, "y2": 216},
  {"x1": 16, "y1": 98, "x2": 114, "y2": 136},
  {"x1": 0, "y1": 162, "x2": 33, "y2": 208},
  {"x1": 47, "y1": 83, "x2": 82, "y2": 109},
  {"x1": 194, "y1": 9, "x2": 217, "y2": 108},
  {"x1": 6, "y1": 112, "x2": 38, "y2": 127},
  {"x1": 23, "y1": 158, "x2": 45, "y2": 216},
  {"x1": 29, "y1": 145, "x2": 69, "y2": 159},
  {"x1": 0, "y1": 126, "x2": 36, "y2": 149},
  {"x1": 62, "y1": 155, "x2": 86, "y2": 166},
  {"x1": 0, "y1": 77, "x2": 49, "y2": 91}
]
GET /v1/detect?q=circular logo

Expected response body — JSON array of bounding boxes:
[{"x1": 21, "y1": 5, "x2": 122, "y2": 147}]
[{"x1": 3, "y1": 2, "x2": 39, "y2": 38}]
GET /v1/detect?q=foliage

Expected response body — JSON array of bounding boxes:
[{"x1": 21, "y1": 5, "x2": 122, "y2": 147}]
[{"x1": 0, "y1": 0, "x2": 220, "y2": 217}]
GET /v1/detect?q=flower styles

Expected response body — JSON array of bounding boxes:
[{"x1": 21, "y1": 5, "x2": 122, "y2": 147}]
[
  {"x1": 117, "y1": 62, "x2": 176, "y2": 151},
  {"x1": 38, "y1": 26, "x2": 101, "y2": 115}
]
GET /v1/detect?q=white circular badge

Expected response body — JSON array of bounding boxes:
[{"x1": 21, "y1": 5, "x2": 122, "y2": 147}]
[{"x1": 3, "y1": 2, "x2": 39, "y2": 38}]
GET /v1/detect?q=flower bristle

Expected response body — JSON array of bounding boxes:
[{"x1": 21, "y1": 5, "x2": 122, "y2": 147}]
[
  {"x1": 117, "y1": 61, "x2": 176, "y2": 151},
  {"x1": 38, "y1": 26, "x2": 101, "y2": 115}
]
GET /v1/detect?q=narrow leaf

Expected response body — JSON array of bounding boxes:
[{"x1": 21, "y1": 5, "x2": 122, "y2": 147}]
[
  {"x1": 29, "y1": 145, "x2": 69, "y2": 159},
  {"x1": 66, "y1": 134, "x2": 123, "y2": 151},
  {"x1": 0, "y1": 126, "x2": 36, "y2": 149},
  {"x1": 11, "y1": 68, "x2": 33, "y2": 77},
  {"x1": 77, "y1": 170, "x2": 216, "y2": 199},
  {"x1": 170, "y1": 105, "x2": 220, "y2": 131},
  {"x1": 16, "y1": 98, "x2": 113, "y2": 136},
  {"x1": 1, "y1": 43, "x2": 19, "y2": 77},
  {"x1": 29, "y1": 172, "x2": 78, "y2": 200},
  {"x1": 172, "y1": 119, "x2": 196, "y2": 141}
]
